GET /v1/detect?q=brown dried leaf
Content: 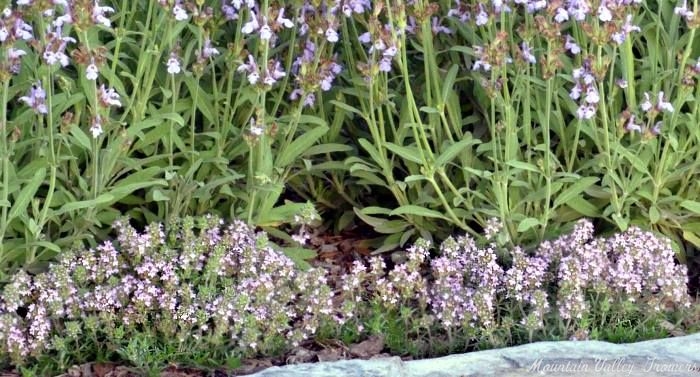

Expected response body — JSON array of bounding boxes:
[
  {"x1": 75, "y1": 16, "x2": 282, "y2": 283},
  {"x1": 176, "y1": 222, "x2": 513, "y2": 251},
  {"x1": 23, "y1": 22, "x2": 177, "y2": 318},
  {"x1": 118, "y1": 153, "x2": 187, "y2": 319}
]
[
  {"x1": 92, "y1": 363, "x2": 117, "y2": 377},
  {"x1": 316, "y1": 347, "x2": 345, "y2": 362},
  {"x1": 349, "y1": 335, "x2": 385, "y2": 358},
  {"x1": 659, "y1": 319, "x2": 687, "y2": 337},
  {"x1": 235, "y1": 358, "x2": 274, "y2": 375},
  {"x1": 285, "y1": 347, "x2": 316, "y2": 364}
]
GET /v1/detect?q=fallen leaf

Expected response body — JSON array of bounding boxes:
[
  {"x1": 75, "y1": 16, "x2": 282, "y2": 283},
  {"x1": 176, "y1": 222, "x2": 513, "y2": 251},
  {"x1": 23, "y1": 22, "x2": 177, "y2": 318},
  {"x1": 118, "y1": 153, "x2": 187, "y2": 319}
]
[
  {"x1": 316, "y1": 347, "x2": 345, "y2": 362},
  {"x1": 349, "y1": 335, "x2": 385, "y2": 358},
  {"x1": 285, "y1": 347, "x2": 315, "y2": 364},
  {"x1": 659, "y1": 319, "x2": 687, "y2": 337}
]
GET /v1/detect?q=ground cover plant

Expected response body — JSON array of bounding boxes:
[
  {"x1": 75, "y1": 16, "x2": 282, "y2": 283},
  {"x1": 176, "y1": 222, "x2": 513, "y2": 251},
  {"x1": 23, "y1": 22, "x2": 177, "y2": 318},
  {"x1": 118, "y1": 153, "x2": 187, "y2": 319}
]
[
  {"x1": 0, "y1": 0, "x2": 699, "y2": 374},
  {"x1": 0, "y1": 216, "x2": 697, "y2": 376}
]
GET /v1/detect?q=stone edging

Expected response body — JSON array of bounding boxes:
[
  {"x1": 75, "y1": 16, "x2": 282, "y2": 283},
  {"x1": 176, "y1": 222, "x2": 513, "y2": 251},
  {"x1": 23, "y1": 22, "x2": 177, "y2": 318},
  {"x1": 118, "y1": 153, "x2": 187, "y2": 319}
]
[{"x1": 247, "y1": 333, "x2": 700, "y2": 376}]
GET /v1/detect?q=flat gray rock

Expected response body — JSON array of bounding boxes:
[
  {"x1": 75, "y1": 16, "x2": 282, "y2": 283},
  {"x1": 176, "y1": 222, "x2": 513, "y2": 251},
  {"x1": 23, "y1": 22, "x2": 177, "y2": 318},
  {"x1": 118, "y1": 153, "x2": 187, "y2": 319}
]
[{"x1": 246, "y1": 333, "x2": 700, "y2": 377}]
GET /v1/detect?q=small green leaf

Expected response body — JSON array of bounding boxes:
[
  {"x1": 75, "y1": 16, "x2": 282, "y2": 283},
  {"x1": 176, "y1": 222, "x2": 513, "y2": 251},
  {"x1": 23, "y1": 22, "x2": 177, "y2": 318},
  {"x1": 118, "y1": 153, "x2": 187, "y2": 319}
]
[
  {"x1": 354, "y1": 207, "x2": 388, "y2": 228},
  {"x1": 8, "y1": 168, "x2": 46, "y2": 222},
  {"x1": 330, "y1": 100, "x2": 366, "y2": 118},
  {"x1": 357, "y1": 139, "x2": 385, "y2": 166},
  {"x1": 419, "y1": 106, "x2": 440, "y2": 114},
  {"x1": 361, "y1": 206, "x2": 393, "y2": 215},
  {"x1": 441, "y1": 64, "x2": 460, "y2": 106},
  {"x1": 390, "y1": 205, "x2": 450, "y2": 221},
  {"x1": 374, "y1": 220, "x2": 410, "y2": 234},
  {"x1": 566, "y1": 196, "x2": 600, "y2": 217},
  {"x1": 505, "y1": 160, "x2": 540, "y2": 173},
  {"x1": 517, "y1": 217, "x2": 541, "y2": 232},
  {"x1": 151, "y1": 189, "x2": 171, "y2": 202},
  {"x1": 682, "y1": 231, "x2": 700, "y2": 249},
  {"x1": 649, "y1": 205, "x2": 660, "y2": 224},
  {"x1": 69, "y1": 126, "x2": 93, "y2": 150},
  {"x1": 53, "y1": 194, "x2": 115, "y2": 216},
  {"x1": 276, "y1": 125, "x2": 329, "y2": 167},
  {"x1": 279, "y1": 247, "x2": 315, "y2": 271},
  {"x1": 303, "y1": 143, "x2": 353, "y2": 155},
  {"x1": 258, "y1": 202, "x2": 307, "y2": 227},
  {"x1": 384, "y1": 142, "x2": 423, "y2": 164},
  {"x1": 404, "y1": 174, "x2": 428, "y2": 183},
  {"x1": 617, "y1": 147, "x2": 649, "y2": 174},
  {"x1": 680, "y1": 200, "x2": 700, "y2": 215},
  {"x1": 612, "y1": 213, "x2": 629, "y2": 231},
  {"x1": 553, "y1": 177, "x2": 599, "y2": 208},
  {"x1": 435, "y1": 136, "x2": 478, "y2": 167}
]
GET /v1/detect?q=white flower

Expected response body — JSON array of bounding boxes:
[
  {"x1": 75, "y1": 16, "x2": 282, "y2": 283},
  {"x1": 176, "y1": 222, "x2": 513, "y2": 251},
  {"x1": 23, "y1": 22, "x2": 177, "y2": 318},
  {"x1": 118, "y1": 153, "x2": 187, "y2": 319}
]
[
  {"x1": 242, "y1": 12, "x2": 259, "y2": 34},
  {"x1": 657, "y1": 91, "x2": 674, "y2": 113},
  {"x1": 598, "y1": 5, "x2": 612, "y2": 22},
  {"x1": 641, "y1": 92, "x2": 653, "y2": 112},
  {"x1": 325, "y1": 28, "x2": 338, "y2": 43},
  {"x1": 173, "y1": 4, "x2": 188, "y2": 21},
  {"x1": 565, "y1": 35, "x2": 581, "y2": 55},
  {"x1": 260, "y1": 21, "x2": 272, "y2": 40},
  {"x1": 99, "y1": 85, "x2": 122, "y2": 107},
  {"x1": 625, "y1": 115, "x2": 642, "y2": 133},
  {"x1": 249, "y1": 117, "x2": 264, "y2": 136},
  {"x1": 90, "y1": 116, "x2": 103, "y2": 138},
  {"x1": 577, "y1": 105, "x2": 596, "y2": 120},
  {"x1": 166, "y1": 54, "x2": 181, "y2": 74},
  {"x1": 554, "y1": 8, "x2": 569, "y2": 23},
  {"x1": 585, "y1": 87, "x2": 600, "y2": 104},
  {"x1": 276, "y1": 8, "x2": 294, "y2": 28},
  {"x1": 86, "y1": 63, "x2": 99, "y2": 80},
  {"x1": 92, "y1": 4, "x2": 115, "y2": 27}
]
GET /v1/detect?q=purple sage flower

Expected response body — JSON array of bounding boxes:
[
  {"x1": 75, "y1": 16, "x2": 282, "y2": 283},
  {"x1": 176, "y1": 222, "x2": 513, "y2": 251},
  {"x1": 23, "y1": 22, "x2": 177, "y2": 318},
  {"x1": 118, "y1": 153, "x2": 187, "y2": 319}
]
[{"x1": 19, "y1": 83, "x2": 48, "y2": 114}]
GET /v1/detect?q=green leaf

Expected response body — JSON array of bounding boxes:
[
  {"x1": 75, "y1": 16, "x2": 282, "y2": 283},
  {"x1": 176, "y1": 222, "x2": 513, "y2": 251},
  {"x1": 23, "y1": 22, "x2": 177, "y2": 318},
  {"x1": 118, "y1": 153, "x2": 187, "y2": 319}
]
[
  {"x1": 355, "y1": 207, "x2": 389, "y2": 228},
  {"x1": 553, "y1": 177, "x2": 599, "y2": 208},
  {"x1": 69, "y1": 126, "x2": 93, "y2": 150},
  {"x1": 357, "y1": 139, "x2": 385, "y2": 166},
  {"x1": 183, "y1": 75, "x2": 217, "y2": 126},
  {"x1": 276, "y1": 125, "x2": 329, "y2": 167},
  {"x1": 361, "y1": 206, "x2": 393, "y2": 215},
  {"x1": 151, "y1": 189, "x2": 171, "y2": 201},
  {"x1": 649, "y1": 206, "x2": 660, "y2": 224},
  {"x1": 279, "y1": 247, "x2": 315, "y2": 271},
  {"x1": 419, "y1": 106, "x2": 440, "y2": 114},
  {"x1": 566, "y1": 196, "x2": 600, "y2": 217},
  {"x1": 158, "y1": 112, "x2": 186, "y2": 127},
  {"x1": 107, "y1": 180, "x2": 168, "y2": 202},
  {"x1": 435, "y1": 136, "x2": 478, "y2": 167},
  {"x1": 257, "y1": 202, "x2": 307, "y2": 227},
  {"x1": 612, "y1": 213, "x2": 629, "y2": 231},
  {"x1": 682, "y1": 231, "x2": 700, "y2": 249},
  {"x1": 441, "y1": 64, "x2": 460, "y2": 106},
  {"x1": 404, "y1": 174, "x2": 428, "y2": 183},
  {"x1": 390, "y1": 205, "x2": 450, "y2": 221},
  {"x1": 517, "y1": 217, "x2": 541, "y2": 232},
  {"x1": 617, "y1": 147, "x2": 649, "y2": 174},
  {"x1": 505, "y1": 160, "x2": 540, "y2": 173},
  {"x1": 680, "y1": 200, "x2": 700, "y2": 215},
  {"x1": 384, "y1": 142, "x2": 423, "y2": 164},
  {"x1": 53, "y1": 194, "x2": 115, "y2": 216},
  {"x1": 303, "y1": 143, "x2": 353, "y2": 156},
  {"x1": 374, "y1": 220, "x2": 410, "y2": 234},
  {"x1": 330, "y1": 100, "x2": 366, "y2": 118},
  {"x1": 8, "y1": 168, "x2": 46, "y2": 222}
]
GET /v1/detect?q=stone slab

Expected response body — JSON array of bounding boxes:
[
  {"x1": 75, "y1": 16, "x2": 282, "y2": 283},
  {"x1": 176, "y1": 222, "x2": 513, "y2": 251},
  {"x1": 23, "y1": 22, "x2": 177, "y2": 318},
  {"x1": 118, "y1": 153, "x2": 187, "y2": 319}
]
[{"x1": 247, "y1": 333, "x2": 700, "y2": 377}]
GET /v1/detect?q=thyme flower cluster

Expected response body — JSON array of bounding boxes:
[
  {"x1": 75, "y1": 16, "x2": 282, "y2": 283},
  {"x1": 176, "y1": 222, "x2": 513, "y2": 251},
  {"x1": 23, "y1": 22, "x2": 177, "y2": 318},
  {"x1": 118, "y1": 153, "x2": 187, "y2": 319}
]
[{"x1": 1, "y1": 217, "x2": 690, "y2": 366}]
